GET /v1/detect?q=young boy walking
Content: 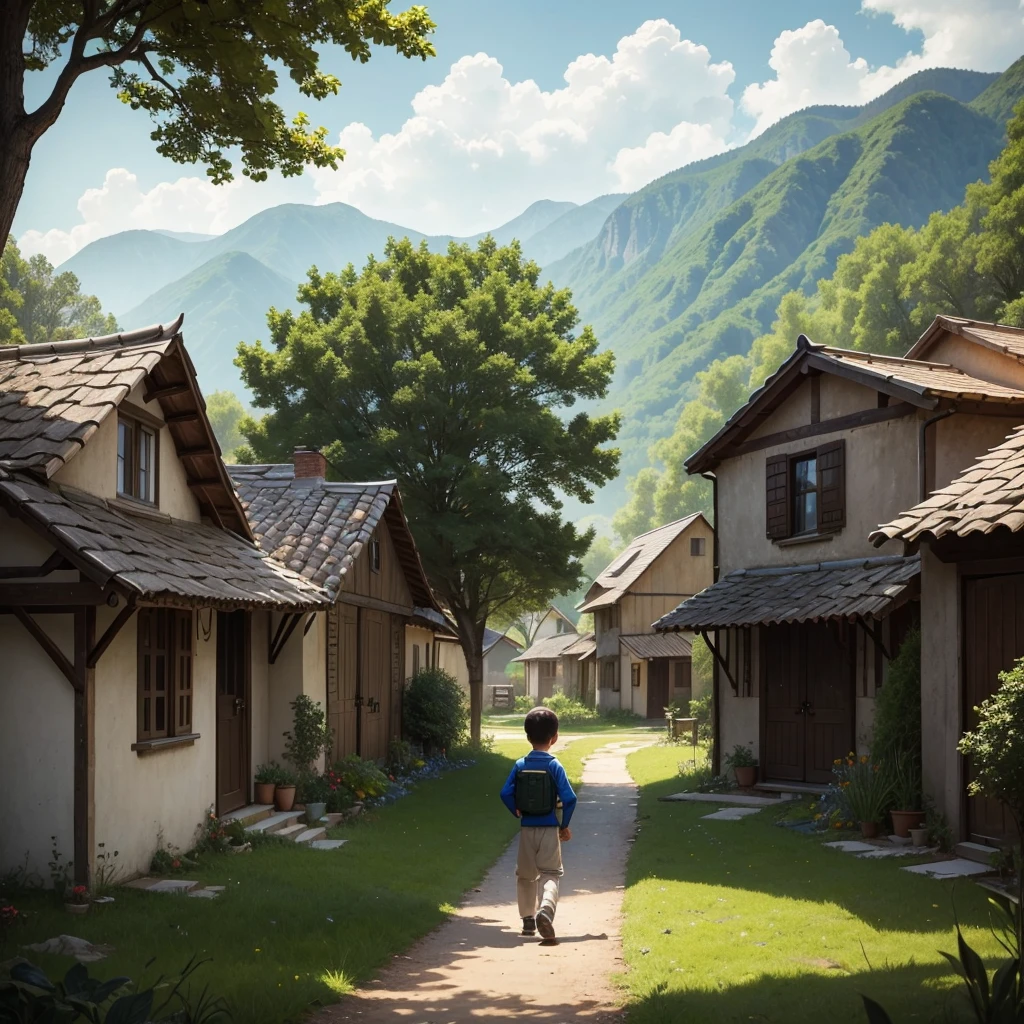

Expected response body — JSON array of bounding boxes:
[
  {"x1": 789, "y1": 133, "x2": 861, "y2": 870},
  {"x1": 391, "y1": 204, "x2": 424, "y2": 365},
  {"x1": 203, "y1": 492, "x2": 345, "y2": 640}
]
[{"x1": 499, "y1": 707, "x2": 577, "y2": 941}]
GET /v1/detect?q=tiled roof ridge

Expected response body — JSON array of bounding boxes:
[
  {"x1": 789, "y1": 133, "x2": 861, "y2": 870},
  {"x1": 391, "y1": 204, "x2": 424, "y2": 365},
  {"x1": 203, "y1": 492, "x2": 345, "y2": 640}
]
[
  {"x1": 0, "y1": 315, "x2": 184, "y2": 362},
  {"x1": 629, "y1": 510, "x2": 702, "y2": 542},
  {"x1": 227, "y1": 463, "x2": 398, "y2": 491},
  {"x1": 820, "y1": 347, "x2": 964, "y2": 372},
  {"x1": 725, "y1": 553, "x2": 918, "y2": 578}
]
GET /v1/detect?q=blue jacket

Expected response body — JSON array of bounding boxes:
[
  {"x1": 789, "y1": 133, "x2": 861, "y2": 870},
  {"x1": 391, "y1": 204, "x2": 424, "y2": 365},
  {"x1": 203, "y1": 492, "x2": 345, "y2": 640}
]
[{"x1": 500, "y1": 750, "x2": 577, "y2": 829}]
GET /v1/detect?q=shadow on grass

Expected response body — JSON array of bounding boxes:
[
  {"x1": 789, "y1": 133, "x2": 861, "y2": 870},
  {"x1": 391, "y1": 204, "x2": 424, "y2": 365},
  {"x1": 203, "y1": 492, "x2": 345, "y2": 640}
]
[
  {"x1": 631, "y1": 770, "x2": 996, "y2": 937},
  {"x1": 626, "y1": 960, "x2": 965, "y2": 1024}
]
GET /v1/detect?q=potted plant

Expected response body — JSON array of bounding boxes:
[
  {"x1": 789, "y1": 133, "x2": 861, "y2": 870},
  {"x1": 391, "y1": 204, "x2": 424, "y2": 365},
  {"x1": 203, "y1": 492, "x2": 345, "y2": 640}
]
[
  {"x1": 274, "y1": 767, "x2": 297, "y2": 811},
  {"x1": 283, "y1": 695, "x2": 334, "y2": 780},
  {"x1": 254, "y1": 762, "x2": 280, "y2": 805},
  {"x1": 889, "y1": 754, "x2": 925, "y2": 838},
  {"x1": 725, "y1": 744, "x2": 758, "y2": 788},
  {"x1": 908, "y1": 826, "x2": 929, "y2": 847},
  {"x1": 300, "y1": 772, "x2": 330, "y2": 825},
  {"x1": 64, "y1": 885, "x2": 89, "y2": 915},
  {"x1": 833, "y1": 754, "x2": 893, "y2": 839}
]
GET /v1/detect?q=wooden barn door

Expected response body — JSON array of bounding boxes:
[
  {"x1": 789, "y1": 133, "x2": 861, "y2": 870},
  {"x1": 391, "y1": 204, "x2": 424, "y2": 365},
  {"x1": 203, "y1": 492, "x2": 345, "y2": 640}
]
[
  {"x1": 389, "y1": 616, "x2": 404, "y2": 751},
  {"x1": 327, "y1": 603, "x2": 359, "y2": 761},
  {"x1": 963, "y1": 575, "x2": 1024, "y2": 842},
  {"x1": 762, "y1": 622, "x2": 853, "y2": 784},
  {"x1": 646, "y1": 659, "x2": 669, "y2": 718},
  {"x1": 359, "y1": 609, "x2": 388, "y2": 761},
  {"x1": 216, "y1": 611, "x2": 250, "y2": 815}
]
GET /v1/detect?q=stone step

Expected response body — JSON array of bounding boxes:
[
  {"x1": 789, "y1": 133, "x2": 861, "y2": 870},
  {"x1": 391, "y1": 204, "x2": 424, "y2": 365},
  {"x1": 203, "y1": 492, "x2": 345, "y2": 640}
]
[
  {"x1": 294, "y1": 827, "x2": 327, "y2": 845},
  {"x1": 274, "y1": 824, "x2": 308, "y2": 840},
  {"x1": 246, "y1": 811, "x2": 301, "y2": 834},
  {"x1": 755, "y1": 781, "x2": 828, "y2": 798},
  {"x1": 222, "y1": 803, "x2": 273, "y2": 827},
  {"x1": 955, "y1": 841, "x2": 1000, "y2": 866}
]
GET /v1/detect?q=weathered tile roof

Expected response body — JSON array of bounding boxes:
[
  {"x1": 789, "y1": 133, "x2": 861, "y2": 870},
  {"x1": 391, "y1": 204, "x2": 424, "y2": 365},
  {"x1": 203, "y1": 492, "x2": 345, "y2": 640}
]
[
  {"x1": 0, "y1": 315, "x2": 249, "y2": 536},
  {"x1": 561, "y1": 632, "x2": 596, "y2": 659},
  {"x1": 579, "y1": 513, "x2": 706, "y2": 612},
  {"x1": 816, "y1": 348, "x2": 1024, "y2": 403},
  {"x1": 620, "y1": 632, "x2": 693, "y2": 659},
  {"x1": 0, "y1": 319, "x2": 182, "y2": 475},
  {"x1": 0, "y1": 470, "x2": 327, "y2": 610},
  {"x1": 653, "y1": 555, "x2": 920, "y2": 631},
  {"x1": 229, "y1": 464, "x2": 437, "y2": 607},
  {"x1": 409, "y1": 605, "x2": 458, "y2": 637},
  {"x1": 871, "y1": 425, "x2": 1024, "y2": 544},
  {"x1": 513, "y1": 632, "x2": 581, "y2": 662},
  {"x1": 907, "y1": 316, "x2": 1024, "y2": 361}
]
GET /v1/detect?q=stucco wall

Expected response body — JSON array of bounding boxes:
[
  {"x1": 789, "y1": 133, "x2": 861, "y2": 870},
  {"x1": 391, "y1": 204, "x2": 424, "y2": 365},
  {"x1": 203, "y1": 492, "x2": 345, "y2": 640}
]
[
  {"x1": 51, "y1": 385, "x2": 201, "y2": 522},
  {"x1": 436, "y1": 640, "x2": 469, "y2": 690},
  {"x1": 716, "y1": 415, "x2": 918, "y2": 573},
  {"x1": 266, "y1": 613, "x2": 327, "y2": 765},
  {"x1": 920, "y1": 334, "x2": 1024, "y2": 390},
  {"x1": 250, "y1": 612, "x2": 270, "y2": 775},
  {"x1": 92, "y1": 608, "x2": 218, "y2": 878},
  {"x1": 405, "y1": 625, "x2": 434, "y2": 680},
  {"x1": 934, "y1": 414, "x2": 1021, "y2": 493},
  {"x1": 919, "y1": 545, "x2": 962, "y2": 835}
]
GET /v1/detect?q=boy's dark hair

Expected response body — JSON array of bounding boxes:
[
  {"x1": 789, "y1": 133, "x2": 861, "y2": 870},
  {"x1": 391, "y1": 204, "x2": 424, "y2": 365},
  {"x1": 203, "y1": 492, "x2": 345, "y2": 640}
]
[{"x1": 524, "y1": 707, "x2": 559, "y2": 744}]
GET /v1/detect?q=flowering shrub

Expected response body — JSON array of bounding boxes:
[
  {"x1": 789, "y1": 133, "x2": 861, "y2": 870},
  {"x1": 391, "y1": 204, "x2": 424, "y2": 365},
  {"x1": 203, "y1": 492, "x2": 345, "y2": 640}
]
[
  {"x1": 1, "y1": 903, "x2": 25, "y2": 953},
  {"x1": 330, "y1": 755, "x2": 391, "y2": 800},
  {"x1": 831, "y1": 753, "x2": 893, "y2": 826},
  {"x1": 68, "y1": 884, "x2": 89, "y2": 905}
]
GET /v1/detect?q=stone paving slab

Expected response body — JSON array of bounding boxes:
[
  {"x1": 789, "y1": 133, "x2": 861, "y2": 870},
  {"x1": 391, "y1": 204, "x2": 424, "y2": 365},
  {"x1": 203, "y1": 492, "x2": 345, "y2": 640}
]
[
  {"x1": 661, "y1": 792, "x2": 783, "y2": 807},
  {"x1": 701, "y1": 807, "x2": 763, "y2": 821},
  {"x1": 857, "y1": 846, "x2": 937, "y2": 859},
  {"x1": 310, "y1": 839, "x2": 348, "y2": 850},
  {"x1": 823, "y1": 841, "x2": 880, "y2": 854},
  {"x1": 122, "y1": 878, "x2": 198, "y2": 893},
  {"x1": 903, "y1": 858, "x2": 994, "y2": 879}
]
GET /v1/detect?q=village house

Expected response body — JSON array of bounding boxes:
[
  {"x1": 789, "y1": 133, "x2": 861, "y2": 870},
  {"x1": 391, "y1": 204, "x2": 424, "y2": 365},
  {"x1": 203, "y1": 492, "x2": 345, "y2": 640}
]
[
  {"x1": 229, "y1": 456, "x2": 443, "y2": 766},
  {"x1": 579, "y1": 514, "x2": 713, "y2": 718},
  {"x1": 655, "y1": 320, "x2": 1024, "y2": 792},
  {"x1": 870, "y1": 318, "x2": 1024, "y2": 844},
  {"x1": 0, "y1": 319, "x2": 330, "y2": 884}
]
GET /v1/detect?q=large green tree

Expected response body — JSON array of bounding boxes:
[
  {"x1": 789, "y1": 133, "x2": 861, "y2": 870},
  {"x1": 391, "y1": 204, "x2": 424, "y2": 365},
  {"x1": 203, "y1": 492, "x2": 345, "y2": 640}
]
[
  {"x1": 1, "y1": 236, "x2": 117, "y2": 344},
  {"x1": 236, "y1": 237, "x2": 620, "y2": 740},
  {"x1": 0, "y1": 1, "x2": 435, "y2": 244}
]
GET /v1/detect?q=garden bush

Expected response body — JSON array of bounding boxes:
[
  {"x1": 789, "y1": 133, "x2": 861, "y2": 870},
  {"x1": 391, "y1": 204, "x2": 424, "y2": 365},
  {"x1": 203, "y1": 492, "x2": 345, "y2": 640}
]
[
  {"x1": 542, "y1": 692, "x2": 598, "y2": 724},
  {"x1": 514, "y1": 694, "x2": 534, "y2": 713},
  {"x1": 403, "y1": 668, "x2": 468, "y2": 751},
  {"x1": 871, "y1": 626, "x2": 921, "y2": 809}
]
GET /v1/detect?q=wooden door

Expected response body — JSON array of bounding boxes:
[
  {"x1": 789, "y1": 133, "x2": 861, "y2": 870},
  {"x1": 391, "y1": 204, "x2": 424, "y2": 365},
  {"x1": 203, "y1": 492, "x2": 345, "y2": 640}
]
[
  {"x1": 762, "y1": 622, "x2": 853, "y2": 784},
  {"x1": 963, "y1": 575, "x2": 1024, "y2": 842},
  {"x1": 762, "y1": 623, "x2": 806, "y2": 781},
  {"x1": 538, "y1": 662, "x2": 555, "y2": 701},
  {"x1": 327, "y1": 604, "x2": 358, "y2": 761},
  {"x1": 389, "y1": 616, "x2": 404, "y2": 749},
  {"x1": 647, "y1": 659, "x2": 670, "y2": 718},
  {"x1": 804, "y1": 623, "x2": 853, "y2": 784},
  {"x1": 216, "y1": 611, "x2": 250, "y2": 815},
  {"x1": 360, "y1": 609, "x2": 388, "y2": 761}
]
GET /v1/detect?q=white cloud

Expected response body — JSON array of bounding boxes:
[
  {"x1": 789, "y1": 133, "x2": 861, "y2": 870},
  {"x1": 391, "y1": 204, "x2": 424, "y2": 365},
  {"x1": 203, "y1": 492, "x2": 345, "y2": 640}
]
[
  {"x1": 743, "y1": 3, "x2": 1024, "y2": 138},
  {"x1": 863, "y1": 0, "x2": 1024, "y2": 71},
  {"x1": 311, "y1": 20, "x2": 736, "y2": 234},
  {"x1": 19, "y1": 168, "x2": 310, "y2": 265}
]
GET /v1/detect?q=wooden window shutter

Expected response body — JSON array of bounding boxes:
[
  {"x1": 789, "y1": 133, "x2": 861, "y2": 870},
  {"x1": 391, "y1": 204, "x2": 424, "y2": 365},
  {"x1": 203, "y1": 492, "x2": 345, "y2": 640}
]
[
  {"x1": 765, "y1": 454, "x2": 790, "y2": 539},
  {"x1": 174, "y1": 611, "x2": 193, "y2": 734},
  {"x1": 817, "y1": 439, "x2": 846, "y2": 533}
]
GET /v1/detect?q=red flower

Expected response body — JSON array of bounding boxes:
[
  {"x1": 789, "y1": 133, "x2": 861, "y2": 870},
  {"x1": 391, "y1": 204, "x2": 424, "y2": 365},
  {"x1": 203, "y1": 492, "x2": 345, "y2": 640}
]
[{"x1": 72, "y1": 885, "x2": 88, "y2": 896}]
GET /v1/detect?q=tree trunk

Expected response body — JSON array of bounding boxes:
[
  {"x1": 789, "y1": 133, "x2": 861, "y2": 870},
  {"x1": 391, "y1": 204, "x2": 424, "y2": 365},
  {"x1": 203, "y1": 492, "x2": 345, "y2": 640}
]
[
  {"x1": 0, "y1": 3, "x2": 33, "y2": 248},
  {"x1": 452, "y1": 608, "x2": 485, "y2": 743}
]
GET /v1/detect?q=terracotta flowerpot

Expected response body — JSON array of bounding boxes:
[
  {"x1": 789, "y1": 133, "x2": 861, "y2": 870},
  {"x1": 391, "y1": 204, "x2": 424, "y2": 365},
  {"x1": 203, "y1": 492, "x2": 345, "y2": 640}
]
[
  {"x1": 890, "y1": 810, "x2": 926, "y2": 839},
  {"x1": 734, "y1": 766, "x2": 758, "y2": 788},
  {"x1": 255, "y1": 782, "x2": 276, "y2": 805},
  {"x1": 860, "y1": 821, "x2": 881, "y2": 839},
  {"x1": 274, "y1": 784, "x2": 296, "y2": 811},
  {"x1": 65, "y1": 902, "x2": 88, "y2": 915}
]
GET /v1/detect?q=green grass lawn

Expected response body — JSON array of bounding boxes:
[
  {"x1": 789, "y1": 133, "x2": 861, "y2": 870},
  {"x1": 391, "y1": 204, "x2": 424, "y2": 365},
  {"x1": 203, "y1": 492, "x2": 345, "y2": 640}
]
[
  {"x1": 622, "y1": 745, "x2": 1005, "y2": 1024},
  {"x1": 481, "y1": 713, "x2": 659, "y2": 734},
  {"x1": 4, "y1": 751, "x2": 526, "y2": 1024}
]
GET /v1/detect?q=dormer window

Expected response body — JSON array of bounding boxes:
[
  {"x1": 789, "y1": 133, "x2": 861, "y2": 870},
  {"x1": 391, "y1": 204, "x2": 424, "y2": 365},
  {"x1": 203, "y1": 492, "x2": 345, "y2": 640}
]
[{"x1": 117, "y1": 414, "x2": 158, "y2": 504}]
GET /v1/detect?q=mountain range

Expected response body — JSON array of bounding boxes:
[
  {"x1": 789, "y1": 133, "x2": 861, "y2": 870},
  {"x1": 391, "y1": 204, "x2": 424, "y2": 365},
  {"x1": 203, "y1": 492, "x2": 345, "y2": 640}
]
[{"x1": 57, "y1": 58, "x2": 1024, "y2": 517}]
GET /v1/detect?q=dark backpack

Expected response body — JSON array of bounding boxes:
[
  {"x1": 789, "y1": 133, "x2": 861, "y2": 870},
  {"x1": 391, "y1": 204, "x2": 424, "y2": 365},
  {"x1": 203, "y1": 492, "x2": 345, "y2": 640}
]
[{"x1": 514, "y1": 767, "x2": 556, "y2": 817}]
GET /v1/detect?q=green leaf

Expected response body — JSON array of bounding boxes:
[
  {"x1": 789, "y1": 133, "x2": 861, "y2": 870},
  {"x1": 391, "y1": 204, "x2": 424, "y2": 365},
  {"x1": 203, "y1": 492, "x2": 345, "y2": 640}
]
[
  {"x1": 9, "y1": 961, "x2": 55, "y2": 991},
  {"x1": 861, "y1": 995, "x2": 897, "y2": 1024},
  {"x1": 63, "y1": 961, "x2": 89, "y2": 996},
  {"x1": 105, "y1": 989, "x2": 154, "y2": 1024}
]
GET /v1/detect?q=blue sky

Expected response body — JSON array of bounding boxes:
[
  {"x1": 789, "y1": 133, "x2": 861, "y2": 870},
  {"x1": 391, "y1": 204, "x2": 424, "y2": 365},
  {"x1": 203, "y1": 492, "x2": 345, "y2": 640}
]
[{"x1": 16, "y1": 0, "x2": 1024, "y2": 260}]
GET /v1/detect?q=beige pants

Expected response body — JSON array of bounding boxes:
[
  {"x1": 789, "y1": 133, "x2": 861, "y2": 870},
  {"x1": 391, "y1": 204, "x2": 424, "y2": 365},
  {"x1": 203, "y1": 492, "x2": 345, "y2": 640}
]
[{"x1": 516, "y1": 826, "x2": 563, "y2": 919}]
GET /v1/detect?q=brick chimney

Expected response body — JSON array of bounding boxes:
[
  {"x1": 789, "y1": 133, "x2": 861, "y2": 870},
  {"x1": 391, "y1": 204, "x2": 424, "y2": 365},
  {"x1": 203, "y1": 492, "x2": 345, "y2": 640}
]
[{"x1": 293, "y1": 446, "x2": 327, "y2": 480}]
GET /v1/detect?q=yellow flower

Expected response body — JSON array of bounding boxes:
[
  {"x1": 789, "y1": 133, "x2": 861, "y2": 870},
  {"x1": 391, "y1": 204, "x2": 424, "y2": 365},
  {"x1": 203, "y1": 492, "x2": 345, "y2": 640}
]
[{"x1": 860, "y1": 755, "x2": 868, "y2": 764}]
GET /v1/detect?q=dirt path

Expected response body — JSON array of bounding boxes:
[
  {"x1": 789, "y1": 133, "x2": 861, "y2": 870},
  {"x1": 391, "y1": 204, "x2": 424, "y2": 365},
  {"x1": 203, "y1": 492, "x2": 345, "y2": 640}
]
[{"x1": 319, "y1": 740, "x2": 651, "y2": 1023}]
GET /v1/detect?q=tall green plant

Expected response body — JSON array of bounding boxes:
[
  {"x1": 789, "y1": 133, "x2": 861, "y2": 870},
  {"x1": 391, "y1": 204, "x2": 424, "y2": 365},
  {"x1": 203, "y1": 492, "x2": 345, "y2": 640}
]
[
  {"x1": 871, "y1": 627, "x2": 922, "y2": 810},
  {"x1": 403, "y1": 669, "x2": 468, "y2": 752}
]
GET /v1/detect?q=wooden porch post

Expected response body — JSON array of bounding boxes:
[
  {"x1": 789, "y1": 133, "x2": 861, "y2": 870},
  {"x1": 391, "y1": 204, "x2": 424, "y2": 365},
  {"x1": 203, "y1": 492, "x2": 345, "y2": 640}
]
[{"x1": 73, "y1": 607, "x2": 95, "y2": 886}]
